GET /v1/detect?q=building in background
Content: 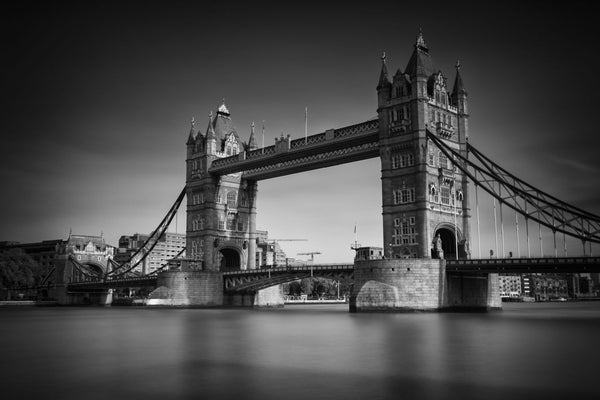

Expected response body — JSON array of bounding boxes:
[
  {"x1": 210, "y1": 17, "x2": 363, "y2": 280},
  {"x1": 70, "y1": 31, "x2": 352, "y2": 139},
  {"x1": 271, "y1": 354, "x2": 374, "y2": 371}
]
[
  {"x1": 115, "y1": 232, "x2": 185, "y2": 274},
  {"x1": 255, "y1": 230, "x2": 288, "y2": 267}
]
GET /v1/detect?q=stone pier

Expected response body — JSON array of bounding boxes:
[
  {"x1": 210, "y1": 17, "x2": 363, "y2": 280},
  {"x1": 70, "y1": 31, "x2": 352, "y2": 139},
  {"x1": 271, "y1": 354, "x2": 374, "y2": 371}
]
[{"x1": 350, "y1": 258, "x2": 501, "y2": 312}]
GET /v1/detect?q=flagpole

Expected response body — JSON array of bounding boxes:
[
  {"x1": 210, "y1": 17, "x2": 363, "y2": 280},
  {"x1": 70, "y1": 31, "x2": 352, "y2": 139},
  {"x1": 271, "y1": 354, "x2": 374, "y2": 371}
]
[
  {"x1": 305, "y1": 107, "x2": 308, "y2": 144},
  {"x1": 262, "y1": 120, "x2": 265, "y2": 153}
]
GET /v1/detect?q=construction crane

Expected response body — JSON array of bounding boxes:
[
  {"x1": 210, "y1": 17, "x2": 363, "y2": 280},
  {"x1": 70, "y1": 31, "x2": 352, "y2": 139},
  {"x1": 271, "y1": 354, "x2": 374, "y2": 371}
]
[
  {"x1": 267, "y1": 239, "x2": 307, "y2": 243},
  {"x1": 298, "y1": 251, "x2": 321, "y2": 263}
]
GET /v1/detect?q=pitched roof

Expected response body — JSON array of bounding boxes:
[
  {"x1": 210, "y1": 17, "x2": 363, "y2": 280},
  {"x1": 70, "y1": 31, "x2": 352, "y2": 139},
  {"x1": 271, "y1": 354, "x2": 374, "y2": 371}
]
[{"x1": 404, "y1": 30, "x2": 435, "y2": 78}]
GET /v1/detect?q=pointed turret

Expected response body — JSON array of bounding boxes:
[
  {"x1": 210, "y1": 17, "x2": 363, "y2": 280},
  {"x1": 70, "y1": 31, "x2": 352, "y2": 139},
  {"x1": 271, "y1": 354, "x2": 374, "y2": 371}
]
[
  {"x1": 205, "y1": 111, "x2": 216, "y2": 140},
  {"x1": 451, "y1": 60, "x2": 467, "y2": 97},
  {"x1": 248, "y1": 122, "x2": 258, "y2": 150},
  {"x1": 377, "y1": 52, "x2": 392, "y2": 107},
  {"x1": 377, "y1": 51, "x2": 392, "y2": 90},
  {"x1": 187, "y1": 117, "x2": 197, "y2": 145},
  {"x1": 405, "y1": 29, "x2": 434, "y2": 79}
]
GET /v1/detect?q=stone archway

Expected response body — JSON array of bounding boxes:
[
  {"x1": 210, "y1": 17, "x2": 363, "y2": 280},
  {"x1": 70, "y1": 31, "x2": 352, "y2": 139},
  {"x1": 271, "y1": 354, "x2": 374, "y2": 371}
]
[
  {"x1": 220, "y1": 248, "x2": 241, "y2": 270},
  {"x1": 433, "y1": 225, "x2": 463, "y2": 260}
]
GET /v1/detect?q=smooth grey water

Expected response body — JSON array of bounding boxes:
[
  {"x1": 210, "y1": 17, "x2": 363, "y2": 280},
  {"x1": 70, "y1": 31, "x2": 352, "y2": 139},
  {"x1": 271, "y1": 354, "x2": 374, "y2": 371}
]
[{"x1": 1, "y1": 303, "x2": 599, "y2": 400}]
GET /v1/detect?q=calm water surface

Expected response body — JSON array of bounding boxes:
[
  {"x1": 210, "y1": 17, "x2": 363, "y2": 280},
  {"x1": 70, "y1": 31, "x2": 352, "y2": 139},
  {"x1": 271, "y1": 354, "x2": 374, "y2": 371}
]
[{"x1": 2, "y1": 302, "x2": 600, "y2": 400}]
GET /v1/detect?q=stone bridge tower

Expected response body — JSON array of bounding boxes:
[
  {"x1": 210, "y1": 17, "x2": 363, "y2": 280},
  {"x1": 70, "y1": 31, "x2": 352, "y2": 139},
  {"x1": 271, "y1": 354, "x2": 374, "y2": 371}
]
[
  {"x1": 185, "y1": 103, "x2": 258, "y2": 271},
  {"x1": 377, "y1": 31, "x2": 470, "y2": 260}
]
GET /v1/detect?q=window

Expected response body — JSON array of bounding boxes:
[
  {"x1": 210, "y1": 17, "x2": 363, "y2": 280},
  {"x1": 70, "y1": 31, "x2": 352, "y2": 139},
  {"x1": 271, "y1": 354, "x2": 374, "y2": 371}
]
[
  {"x1": 441, "y1": 186, "x2": 451, "y2": 205},
  {"x1": 226, "y1": 215, "x2": 236, "y2": 230},
  {"x1": 227, "y1": 191, "x2": 237, "y2": 208},
  {"x1": 439, "y1": 152, "x2": 448, "y2": 169},
  {"x1": 218, "y1": 219, "x2": 225, "y2": 230},
  {"x1": 237, "y1": 221, "x2": 244, "y2": 231},
  {"x1": 240, "y1": 193, "x2": 248, "y2": 207},
  {"x1": 392, "y1": 220, "x2": 417, "y2": 245},
  {"x1": 394, "y1": 188, "x2": 415, "y2": 204},
  {"x1": 216, "y1": 192, "x2": 222, "y2": 204},
  {"x1": 428, "y1": 149, "x2": 435, "y2": 166}
]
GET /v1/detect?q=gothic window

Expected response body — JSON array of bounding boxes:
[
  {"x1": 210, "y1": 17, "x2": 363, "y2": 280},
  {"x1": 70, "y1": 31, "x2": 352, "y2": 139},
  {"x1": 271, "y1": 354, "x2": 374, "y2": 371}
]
[
  {"x1": 216, "y1": 192, "x2": 222, "y2": 204},
  {"x1": 218, "y1": 219, "x2": 225, "y2": 230},
  {"x1": 428, "y1": 149, "x2": 435, "y2": 166},
  {"x1": 391, "y1": 109, "x2": 398, "y2": 122},
  {"x1": 435, "y1": 91, "x2": 440, "y2": 103},
  {"x1": 226, "y1": 215, "x2": 236, "y2": 230},
  {"x1": 394, "y1": 218, "x2": 400, "y2": 227},
  {"x1": 394, "y1": 188, "x2": 415, "y2": 204},
  {"x1": 199, "y1": 218, "x2": 205, "y2": 230},
  {"x1": 441, "y1": 186, "x2": 451, "y2": 205},
  {"x1": 200, "y1": 192, "x2": 205, "y2": 204},
  {"x1": 192, "y1": 220, "x2": 198, "y2": 230},
  {"x1": 227, "y1": 191, "x2": 237, "y2": 208},
  {"x1": 439, "y1": 152, "x2": 448, "y2": 169},
  {"x1": 430, "y1": 109, "x2": 435, "y2": 123},
  {"x1": 237, "y1": 221, "x2": 244, "y2": 231},
  {"x1": 240, "y1": 193, "x2": 248, "y2": 207},
  {"x1": 392, "y1": 154, "x2": 399, "y2": 169}
]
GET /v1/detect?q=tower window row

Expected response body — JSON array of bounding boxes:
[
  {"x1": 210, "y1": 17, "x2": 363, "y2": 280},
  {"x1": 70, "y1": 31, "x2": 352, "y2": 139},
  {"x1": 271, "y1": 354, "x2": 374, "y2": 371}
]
[
  {"x1": 392, "y1": 218, "x2": 417, "y2": 245},
  {"x1": 393, "y1": 188, "x2": 415, "y2": 205},
  {"x1": 391, "y1": 153, "x2": 415, "y2": 169},
  {"x1": 429, "y1": 109, "x2": 454, "y2": 127}
]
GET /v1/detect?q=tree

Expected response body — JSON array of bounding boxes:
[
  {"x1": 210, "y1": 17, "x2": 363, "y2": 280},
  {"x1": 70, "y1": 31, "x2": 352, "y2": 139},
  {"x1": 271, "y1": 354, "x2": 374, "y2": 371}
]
[{"x1": 0, "y1": 249, "x2": 43, "y2": 289}]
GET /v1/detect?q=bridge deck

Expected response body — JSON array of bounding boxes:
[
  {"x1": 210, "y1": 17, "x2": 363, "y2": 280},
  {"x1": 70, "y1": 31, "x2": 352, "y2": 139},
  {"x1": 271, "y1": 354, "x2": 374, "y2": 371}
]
[{"x1": 65, "y1": 258, "x2": 600, "y2": 291}]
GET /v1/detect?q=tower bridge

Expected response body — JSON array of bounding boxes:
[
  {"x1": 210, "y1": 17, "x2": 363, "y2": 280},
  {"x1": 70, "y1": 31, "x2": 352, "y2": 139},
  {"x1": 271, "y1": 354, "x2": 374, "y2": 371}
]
[{"x1": 52, "y1": 31, "x2": 600, "y2": 310}]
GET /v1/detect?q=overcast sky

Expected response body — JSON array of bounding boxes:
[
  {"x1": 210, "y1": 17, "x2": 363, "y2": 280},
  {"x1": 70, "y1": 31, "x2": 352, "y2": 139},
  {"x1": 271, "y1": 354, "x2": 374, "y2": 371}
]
[{"x1": 2, "y1": 1, "x2": 599, "y2": 262}]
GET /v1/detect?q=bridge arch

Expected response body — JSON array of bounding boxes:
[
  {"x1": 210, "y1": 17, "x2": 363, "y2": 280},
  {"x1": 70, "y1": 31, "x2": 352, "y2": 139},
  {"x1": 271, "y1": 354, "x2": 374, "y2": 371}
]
[
  {"x1": 433, "y1": 223, "x2": 463, "y2": 260},
  {"x1": 219, "y1": 247, "x2": 242, "y2": 270}
]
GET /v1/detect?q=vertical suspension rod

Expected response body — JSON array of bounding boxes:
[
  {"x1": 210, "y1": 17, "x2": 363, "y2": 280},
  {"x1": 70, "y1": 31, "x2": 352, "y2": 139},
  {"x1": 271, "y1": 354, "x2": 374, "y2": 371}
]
[
  {"x1": 515, "y1": 210, "x2": 520, "y2": 258},
  {"x1": 493, "y1": 197, "x2": 499, "y2": 258},
  {"x1": 499, "y1": 186, "x2": 505, "y2": 258},
  {"x1": 525, "y1": 202, "x2": 531, "y2": 258},
  {"x1": 475, "y1": 177, "x2": 482, "y2": 259}
]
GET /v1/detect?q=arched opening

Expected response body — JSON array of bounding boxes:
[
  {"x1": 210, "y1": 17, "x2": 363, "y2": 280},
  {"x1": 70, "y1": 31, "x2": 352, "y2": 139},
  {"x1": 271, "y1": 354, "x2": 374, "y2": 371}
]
[
  {"x1": 220, "y1": 248, "x2": 241, "y2": 270},
  {"x1": 434, "y1": 227, "x2": 457, "y2": 260}
]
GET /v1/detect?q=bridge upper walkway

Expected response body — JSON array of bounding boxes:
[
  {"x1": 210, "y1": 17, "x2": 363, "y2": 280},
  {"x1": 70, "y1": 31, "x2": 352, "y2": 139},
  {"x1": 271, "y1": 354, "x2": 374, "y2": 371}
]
[{"x1": 208, "y1": 119, "x2": 380, "y2": 179}]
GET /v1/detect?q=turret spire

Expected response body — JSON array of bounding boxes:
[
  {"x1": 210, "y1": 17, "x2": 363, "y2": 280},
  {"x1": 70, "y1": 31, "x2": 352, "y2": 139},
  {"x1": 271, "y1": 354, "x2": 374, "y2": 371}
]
[
  {"x1": 377, "y1": 51, "x2": 391, "y2": 89},
  {"x1": 416, "y1": 28, "x2": 428, "y2": 51},
  {"x1": 206, "y1": 111, "x2": 216, "y2": 140},
  {"x1": 452, "y1": 59, "x2": 467, "y2": 97},
  {"x1": 248, "y1": 121, "x2": 257, "y2": 150},
  {"x1": 187, "y1": 116, "x2": 197, "y2": 145}
]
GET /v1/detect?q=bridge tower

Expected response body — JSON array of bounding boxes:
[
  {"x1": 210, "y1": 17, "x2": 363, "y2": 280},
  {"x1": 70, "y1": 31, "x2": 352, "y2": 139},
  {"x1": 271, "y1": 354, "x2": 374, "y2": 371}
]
[
  {"x1": 351, "y1": 31, "x2": 499, "y2": 311},
  {"x1": 185, "y1": 103, "x2": 258, "y2": 271},
  {"x1": 377, "y1": 31, "x2": 471, "y2": 260}
]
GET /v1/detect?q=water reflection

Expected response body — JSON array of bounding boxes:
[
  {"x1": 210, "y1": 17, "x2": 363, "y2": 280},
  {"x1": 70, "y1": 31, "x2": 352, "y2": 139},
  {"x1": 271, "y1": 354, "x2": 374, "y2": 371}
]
[{"x1": 1, "y1": 303, "x2": 599, "y2": 399}]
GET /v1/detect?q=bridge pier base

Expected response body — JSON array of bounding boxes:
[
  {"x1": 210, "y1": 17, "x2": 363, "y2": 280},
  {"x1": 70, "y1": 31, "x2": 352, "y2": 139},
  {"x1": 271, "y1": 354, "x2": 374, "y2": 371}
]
[
  {"x1": 55, "y1": 285, "x2": 113, "y2": 306},
  {"x1": 147, "y1": 271, "x2": 223, "y2": 306},
  {"x1": 350, "y1": 259, "x2": 447, "y2": 312},
  {"x1": 350, "y1": 259, "x2": 501, "y2": 312},
  {"x1": 224, "y1": 285, "x2": 285, "y2": 308},
  {"x1": 445, "y1": 272, "x2": 502, "y2": 311}
]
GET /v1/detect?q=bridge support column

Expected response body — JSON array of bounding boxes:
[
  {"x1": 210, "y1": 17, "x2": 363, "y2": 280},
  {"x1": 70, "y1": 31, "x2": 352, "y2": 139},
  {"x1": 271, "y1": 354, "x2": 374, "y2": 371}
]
[
  {"x1": 350, "y1": 259, "x2": 447, "y2": 312},
  {"x1": 247, "y1": 181, "x2": 258, "y2": 270},
  {"x1": 224, "y1": 286, "x2": 285, "y2": 308},
  {"x1": 147, "y1": 271, "x2": 223, "y2": 306},
  {"x1": 445, "y1": 272, "x2": 502, "y2": 311}
]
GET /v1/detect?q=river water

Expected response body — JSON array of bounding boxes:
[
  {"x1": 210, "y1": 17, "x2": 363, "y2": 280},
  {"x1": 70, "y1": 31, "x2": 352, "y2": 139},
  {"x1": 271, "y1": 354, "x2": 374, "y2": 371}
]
[{"x1": 1, "y1": 302, "x2": 599, "y2": 400}]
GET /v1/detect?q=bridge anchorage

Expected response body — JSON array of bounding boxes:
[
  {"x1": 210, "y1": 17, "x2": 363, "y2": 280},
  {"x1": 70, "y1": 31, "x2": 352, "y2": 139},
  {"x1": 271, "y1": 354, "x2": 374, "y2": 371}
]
[{"x1": 60, "y1": 31, "x2": 600, "y2": 310}]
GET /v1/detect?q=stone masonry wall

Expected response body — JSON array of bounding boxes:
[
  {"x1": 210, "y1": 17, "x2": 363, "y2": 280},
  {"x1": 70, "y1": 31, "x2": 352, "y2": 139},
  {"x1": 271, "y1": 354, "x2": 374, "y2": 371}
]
[
  {"x1": 149, "y1": 271, "x2": 223, "y2": 306},
  {"x1": 351, "y1": 259, "x2": 446, "y2": 311}
]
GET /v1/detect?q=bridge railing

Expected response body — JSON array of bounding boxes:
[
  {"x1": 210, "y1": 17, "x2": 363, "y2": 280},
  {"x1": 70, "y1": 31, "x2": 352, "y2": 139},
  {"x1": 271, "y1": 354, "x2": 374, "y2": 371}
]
[{"x1": 222, "y1": 264, "x2": 355, "y2": 275}]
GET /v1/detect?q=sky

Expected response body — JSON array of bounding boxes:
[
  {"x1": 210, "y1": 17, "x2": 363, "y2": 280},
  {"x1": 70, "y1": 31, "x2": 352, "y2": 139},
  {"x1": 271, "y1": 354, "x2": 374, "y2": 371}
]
[{"x1": 2, "y1": 1, "x2": 599, "y2": 263}]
